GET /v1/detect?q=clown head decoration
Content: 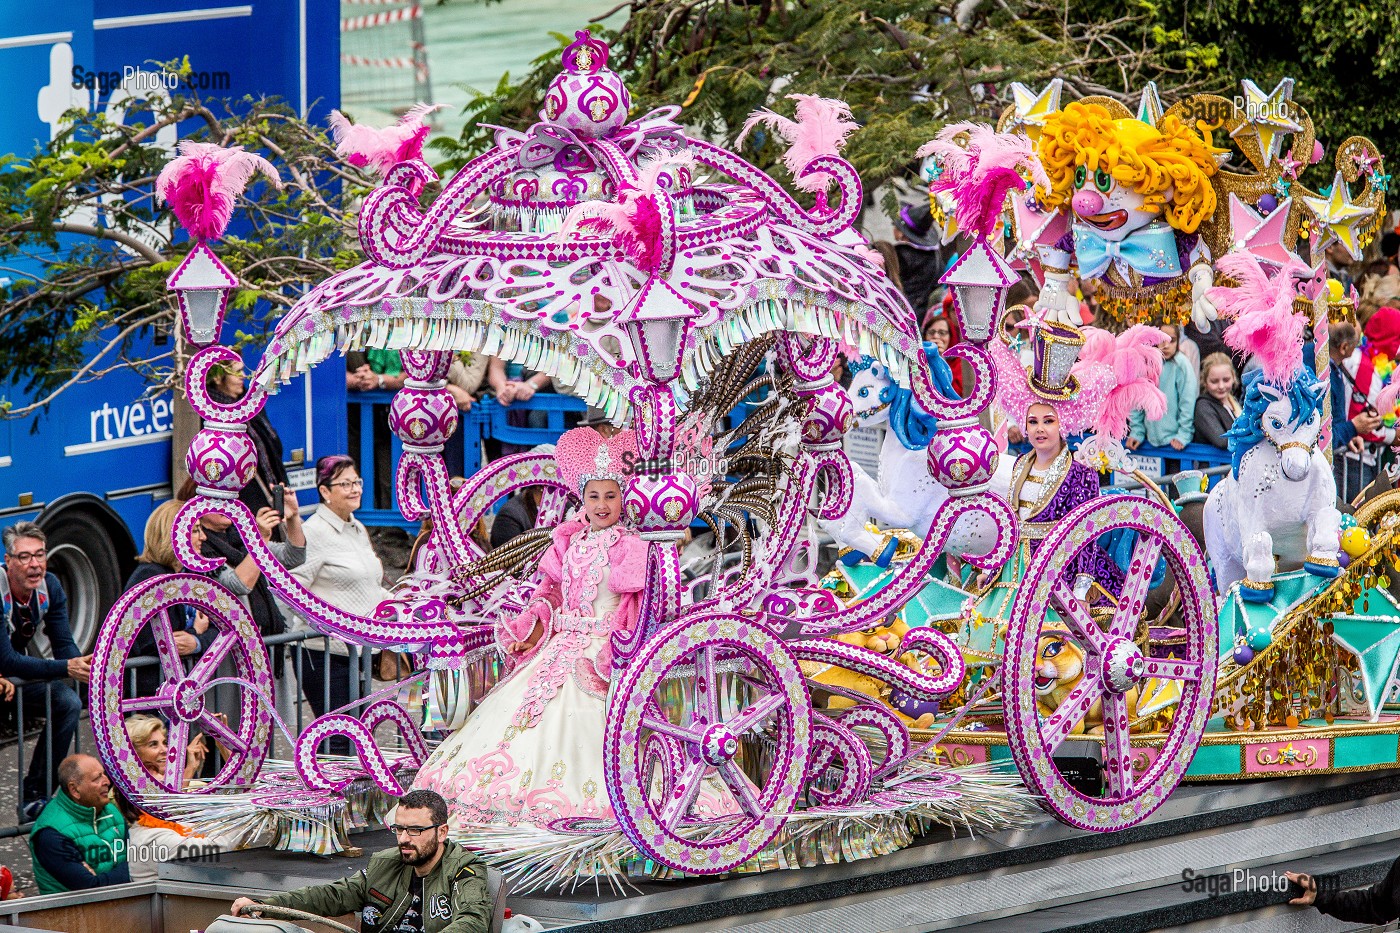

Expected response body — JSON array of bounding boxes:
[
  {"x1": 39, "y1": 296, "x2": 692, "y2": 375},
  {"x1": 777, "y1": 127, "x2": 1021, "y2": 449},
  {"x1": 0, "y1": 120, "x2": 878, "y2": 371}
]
[{"x1": 1031, "y1": 103, "x2": 1223, "y2": 330}]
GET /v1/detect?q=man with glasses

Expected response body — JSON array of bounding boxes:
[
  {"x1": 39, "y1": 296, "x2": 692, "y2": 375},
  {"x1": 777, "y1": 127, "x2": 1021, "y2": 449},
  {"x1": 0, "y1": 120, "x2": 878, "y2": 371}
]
[
  {"x1": 1, "y1": 522, "x2": 91, "y2": 822},
  {"x1": 230, "y1": 789, "x2": 491, "y2": 932}
]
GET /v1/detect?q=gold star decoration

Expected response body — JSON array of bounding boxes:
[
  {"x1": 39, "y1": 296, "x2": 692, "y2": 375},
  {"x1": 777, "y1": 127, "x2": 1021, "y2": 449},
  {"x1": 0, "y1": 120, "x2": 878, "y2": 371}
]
[
  {"x1": 1229, "y1": 78, "x2": 1303, "y2": 167},
  {"x1": 1302, "y1": 171, "x2": 1376, "y2": 261},
  {"x1": 1005, "y1": 79, "x2": 1063, "y2": 141}
]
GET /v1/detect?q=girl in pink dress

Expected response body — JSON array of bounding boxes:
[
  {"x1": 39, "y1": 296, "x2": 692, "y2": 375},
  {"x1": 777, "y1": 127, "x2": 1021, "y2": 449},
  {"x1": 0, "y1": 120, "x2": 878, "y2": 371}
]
[{"x1": 413, "y1": 428, "x2": 649, "y2": 828}]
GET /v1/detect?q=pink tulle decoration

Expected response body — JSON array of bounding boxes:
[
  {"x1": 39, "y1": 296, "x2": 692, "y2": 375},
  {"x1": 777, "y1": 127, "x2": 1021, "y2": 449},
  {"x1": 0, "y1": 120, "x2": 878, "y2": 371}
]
[
  {"x1": 555, "y1": 427, "x2": 639, "y2": 495},
  {"x1": 739, "y1": 95, "x2": 858, "y2": 194},
  {"x1": 1208, "y1": 250, "x2": 1310, "y2": 385},
  {"x1": 916, "y1": 122, "x2": 1049, "y2": 238},
  {"x1": 156, "y1": 141, "x2": 281, "y2": 242},
  {"x1": 560, "y1": 155, "x2": 692, "y2": 274},
  {"x1": 1081, "y1": 325, "x2": 1168, "y2": 440},
  {"x1": 327, "y1": 103, "x2": 441, "y2": 175}
]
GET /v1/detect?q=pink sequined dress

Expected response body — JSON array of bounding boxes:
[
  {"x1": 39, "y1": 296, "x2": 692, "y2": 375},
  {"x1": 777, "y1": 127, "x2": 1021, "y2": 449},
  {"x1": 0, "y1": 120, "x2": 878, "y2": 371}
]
[{"x1": 413, "y1": 520, "x2": 648, "y2": 828}]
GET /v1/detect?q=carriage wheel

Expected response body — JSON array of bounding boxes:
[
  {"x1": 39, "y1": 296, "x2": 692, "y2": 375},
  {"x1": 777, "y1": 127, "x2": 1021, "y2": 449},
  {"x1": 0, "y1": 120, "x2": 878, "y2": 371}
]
[
  {"x1": 91, "y1": 574, "x2": 274, "y2": 811},
  {"x1": 1003, "y1": 496, "x2": 1217, "y2": 832},
  {"x1": 603, "y1": 613, "x2": 812, "y2": 874}
]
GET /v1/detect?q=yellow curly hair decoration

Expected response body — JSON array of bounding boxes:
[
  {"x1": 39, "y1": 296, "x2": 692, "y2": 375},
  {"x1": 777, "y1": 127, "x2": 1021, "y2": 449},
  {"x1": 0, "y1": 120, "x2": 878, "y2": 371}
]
[{"x1": 1038, "y1": 102, "x2": 1223, "y2": 234}]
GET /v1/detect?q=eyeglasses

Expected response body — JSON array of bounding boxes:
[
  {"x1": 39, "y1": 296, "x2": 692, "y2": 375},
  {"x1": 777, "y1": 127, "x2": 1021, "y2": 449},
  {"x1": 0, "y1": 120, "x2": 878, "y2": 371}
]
[
  {"x1": 7, "y1": 550, "x2": 46, "y2": 564},
  {"x1": 329, "y1": 479, "x2": 364, "y2": 490},
  {"x1": 389, "y1": 823, "x2": 443, "y2": 837}
]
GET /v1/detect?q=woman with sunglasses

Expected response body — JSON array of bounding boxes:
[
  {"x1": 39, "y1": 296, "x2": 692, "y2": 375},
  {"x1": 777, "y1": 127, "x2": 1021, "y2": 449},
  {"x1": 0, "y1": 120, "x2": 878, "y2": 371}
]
[{"x1": 289, "y1": 456, "x2": 392, "y2": 747}]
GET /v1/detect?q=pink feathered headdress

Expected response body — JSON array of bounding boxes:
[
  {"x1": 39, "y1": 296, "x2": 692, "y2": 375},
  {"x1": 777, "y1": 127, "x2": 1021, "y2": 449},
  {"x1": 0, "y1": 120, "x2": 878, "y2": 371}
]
[
  {"x1": 739, "y1": 94, "x2": 858, "y2": 194},
  {"x1": 559, "y1": 154, "x2": 693, "y2": 274},
  {"x1": 555, "y1": 427, "x2": 639, "y2": 495},
  {"x1": 327, "y1": 103, "x2": 441, "y2": 175},
  {"x1": 917, "y1": 122, "x2": 1049, "y2": 239},
  {"x1": 156, "y1": 142, "x2": 281, "y2": 242},
  {"x1": 1208, "y1": 250, "x2": 1310, "y2": 385}
]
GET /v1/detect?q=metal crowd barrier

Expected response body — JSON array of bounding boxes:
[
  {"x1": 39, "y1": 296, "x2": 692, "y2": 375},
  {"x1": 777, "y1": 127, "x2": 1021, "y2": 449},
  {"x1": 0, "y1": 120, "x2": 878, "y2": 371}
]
[
  {"x1": 349, "y1": 391, "x2": 587, "y2": 529},
  {"x1": 0, "y1": 629, "x2": 390, "y2": 838}
]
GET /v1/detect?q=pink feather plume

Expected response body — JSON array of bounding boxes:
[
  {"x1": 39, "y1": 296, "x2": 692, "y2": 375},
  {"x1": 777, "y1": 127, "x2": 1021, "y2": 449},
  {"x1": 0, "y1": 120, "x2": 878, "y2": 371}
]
[
  {"x1": 1209, "y1": 251, "x2": 1309, "y2": 385},
  {"x1": 559, "y1": 154, "x2": 694, "y2": 274},
  {"x1": 916, "y1": 122, "x2": 1049, "y2": 238},
  {"x1": 739, "y1": 94, "x2": 858, "y2": 194},
  {"x1": 156, "y1": 141, "x2": 281, "y2": 242},
  {"x1": 1378, "y1": 381, "x2": 1400, "y2": 417},
  {"x1": 1081, "y1": 325, "x2": 1168, "y2": 439},
  {"x1": 327, "y1": 103, "x2": 441, "y2": 175}
]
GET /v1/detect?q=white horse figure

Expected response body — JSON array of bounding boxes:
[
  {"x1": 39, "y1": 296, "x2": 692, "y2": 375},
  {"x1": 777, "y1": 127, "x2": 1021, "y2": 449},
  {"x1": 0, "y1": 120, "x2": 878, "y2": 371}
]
[
  {"x1": 1204, "y1": 375, "x2": 1342, "y2": 600},
  {"x1": 819, "y1": 357, "x2": 950, "y2": 565}
]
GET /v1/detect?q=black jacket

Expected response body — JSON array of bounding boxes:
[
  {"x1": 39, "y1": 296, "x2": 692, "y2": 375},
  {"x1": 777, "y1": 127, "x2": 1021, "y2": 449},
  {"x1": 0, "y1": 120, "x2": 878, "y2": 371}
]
[
  {"x1": 1193, "y1": 395, "x2": 1239, "y2": 451},
  {"x1": 201, "y1": 527, "x2": 286, "y2": 636},
  {"x1": 489, "y1": 493, "x2": 538, "y2": 549},
  {"x1": 124, "y1": 561, "x2": 220, "y2": 695},
  {"x1": 207, "y1": 387, "x2": 288, "y2": 517},
  {"x1": 1315, "y1": 855, "x2": 1400, "y2": 924}
]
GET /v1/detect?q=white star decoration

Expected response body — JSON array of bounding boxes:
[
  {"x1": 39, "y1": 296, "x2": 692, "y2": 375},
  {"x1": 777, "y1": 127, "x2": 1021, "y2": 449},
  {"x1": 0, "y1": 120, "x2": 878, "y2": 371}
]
[
  {"x1": 1006, "y1": 79, "x2": 1063, "y2": 139},
  {"x1": 1302, "y1": 171, "x2": 1376, "y2": 261},
  {"x1": 1229, "y1": 78, "x2": 1303, "y2": 167}
]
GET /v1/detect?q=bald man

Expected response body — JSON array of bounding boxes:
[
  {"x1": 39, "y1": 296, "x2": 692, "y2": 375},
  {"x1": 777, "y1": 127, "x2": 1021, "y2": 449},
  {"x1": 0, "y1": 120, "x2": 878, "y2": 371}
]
[{"x1": 27, "y1": 754, "x2": 129, "y2": 894}]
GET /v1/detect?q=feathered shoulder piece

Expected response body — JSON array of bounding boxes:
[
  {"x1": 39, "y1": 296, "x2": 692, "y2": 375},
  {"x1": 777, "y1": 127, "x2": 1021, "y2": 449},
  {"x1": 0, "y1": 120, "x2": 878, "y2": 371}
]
[
  {"x1": 156, "y1": 142, "x2": 281, "y2": 242},
  {"x1": 1208, "y1": 251, "x2": 1309, "y2": 385},
  {"x1": 916, "y1": 122, "x2": 1049, "y2": 238}
]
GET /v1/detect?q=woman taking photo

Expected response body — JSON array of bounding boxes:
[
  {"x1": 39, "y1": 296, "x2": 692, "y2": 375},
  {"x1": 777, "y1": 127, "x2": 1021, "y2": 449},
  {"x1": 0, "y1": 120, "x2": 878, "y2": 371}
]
[{"x1": 290, "y1": 456, "x2": 391, "y2": 748}]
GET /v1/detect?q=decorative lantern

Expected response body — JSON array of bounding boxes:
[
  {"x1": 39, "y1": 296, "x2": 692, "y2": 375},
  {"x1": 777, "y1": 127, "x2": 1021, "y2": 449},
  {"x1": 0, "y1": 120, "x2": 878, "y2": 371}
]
[
  {"x1": 615, "y1": 276, "x2": 698, "y2": 384},
  {"x1": 939, "y1": 235, "x2": 1018, "y2": 344},
  {"x1": 167, "y1": 241, "x2": 238, "y2": 347}
]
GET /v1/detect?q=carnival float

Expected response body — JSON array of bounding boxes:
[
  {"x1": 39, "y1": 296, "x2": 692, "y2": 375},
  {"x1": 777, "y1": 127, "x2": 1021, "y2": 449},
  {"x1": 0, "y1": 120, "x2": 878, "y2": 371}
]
[{"x1": 90, "y1": 29, "x2": 1400, "y2": 892}]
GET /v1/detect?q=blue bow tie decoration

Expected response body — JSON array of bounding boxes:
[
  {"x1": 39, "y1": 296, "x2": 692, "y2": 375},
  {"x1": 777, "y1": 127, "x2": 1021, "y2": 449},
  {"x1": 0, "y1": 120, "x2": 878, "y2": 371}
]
[{"x1": 1073, "y1": 222, "x2": 1182, "y2": 280}]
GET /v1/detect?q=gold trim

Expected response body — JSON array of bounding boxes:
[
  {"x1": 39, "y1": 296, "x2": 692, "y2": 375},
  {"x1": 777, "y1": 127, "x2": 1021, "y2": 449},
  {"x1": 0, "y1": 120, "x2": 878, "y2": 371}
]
[
  {"x1": 1240, "y1": 578, "x2": 1274, "y2": 590},
  {"x1": 1011, "y1": 448, "x2": 1072, "y2": 521},
  {"x1": 1255, "y1": 741, "x2": 1319, "y2": 769}
]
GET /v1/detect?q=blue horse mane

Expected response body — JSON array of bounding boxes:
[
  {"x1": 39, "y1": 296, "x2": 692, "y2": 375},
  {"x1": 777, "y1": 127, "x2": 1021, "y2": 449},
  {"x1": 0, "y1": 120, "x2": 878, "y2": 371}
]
[
  {"x1": 889, "y1": 343, "x2": 957, "y2": 450},
  {"x1": 1224, "y1": 368, "x2": 1325, "y2": 479}
]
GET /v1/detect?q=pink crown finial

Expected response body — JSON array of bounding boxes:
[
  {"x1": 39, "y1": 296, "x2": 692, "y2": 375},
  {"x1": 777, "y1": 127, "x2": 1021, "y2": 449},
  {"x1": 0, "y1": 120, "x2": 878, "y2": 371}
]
[
  {"x1": 561, "y1": 30, "x2": 610, "y2": 76},
  {"x1": 543, "y1": 30, "x2": 630, "y2": 138}
]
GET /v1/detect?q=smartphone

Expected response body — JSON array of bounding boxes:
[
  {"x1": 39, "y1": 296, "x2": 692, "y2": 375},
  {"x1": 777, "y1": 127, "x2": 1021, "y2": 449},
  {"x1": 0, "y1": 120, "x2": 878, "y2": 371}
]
[{"x1": 271, "y1": 484, "x2": 285, "y2": 522}]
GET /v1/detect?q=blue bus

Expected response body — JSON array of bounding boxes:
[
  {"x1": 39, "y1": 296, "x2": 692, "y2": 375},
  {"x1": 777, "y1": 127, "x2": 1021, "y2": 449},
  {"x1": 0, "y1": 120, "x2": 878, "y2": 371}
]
[{"x1": 0, "y1": 1, "x2": 345, "y2": 651}]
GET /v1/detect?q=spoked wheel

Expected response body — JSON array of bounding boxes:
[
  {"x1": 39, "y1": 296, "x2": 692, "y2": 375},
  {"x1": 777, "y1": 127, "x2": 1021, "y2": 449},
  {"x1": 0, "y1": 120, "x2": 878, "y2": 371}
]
[
  {"x1": 1004, "y1": 496, "x2": 1217, "y2": 831},
  {"x1": 603, "y1": 612, "x2": 812, "y2": 874},
  {"x1": 91, "y1": 574, "x2": 273, "y2": 808}
]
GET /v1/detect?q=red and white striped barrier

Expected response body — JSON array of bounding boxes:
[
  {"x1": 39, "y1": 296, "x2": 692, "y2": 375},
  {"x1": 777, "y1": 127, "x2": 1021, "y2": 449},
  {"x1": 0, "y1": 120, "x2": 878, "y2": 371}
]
[
  {"x1": 341, "y1": 54, "x2": 414, "y2": 69},
  {"x1": 341, "y1": 5, "x2": 420, "y2": 33}
]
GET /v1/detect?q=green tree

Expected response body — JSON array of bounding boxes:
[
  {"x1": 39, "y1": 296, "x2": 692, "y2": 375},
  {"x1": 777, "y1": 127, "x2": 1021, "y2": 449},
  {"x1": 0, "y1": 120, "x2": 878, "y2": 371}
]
[
  {"x1": 0, "y1": 74, "x2": 374, "y2": 420},
  {"x1": 432, "y1": 0, "x2": 1226, "y2": 197},
  {"x1": 433, "y1": 0, "x2": 1391, "y2": 207}
]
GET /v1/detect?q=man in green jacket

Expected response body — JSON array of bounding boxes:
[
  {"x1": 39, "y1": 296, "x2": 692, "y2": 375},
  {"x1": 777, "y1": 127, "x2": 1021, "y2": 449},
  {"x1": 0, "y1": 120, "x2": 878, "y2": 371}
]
[
  {"x1": 231, "y1": 790, "x2": 490, "y2": 933},
  {"x1": 28, "y1": 754, "x2": 129, "y2": 894}
]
